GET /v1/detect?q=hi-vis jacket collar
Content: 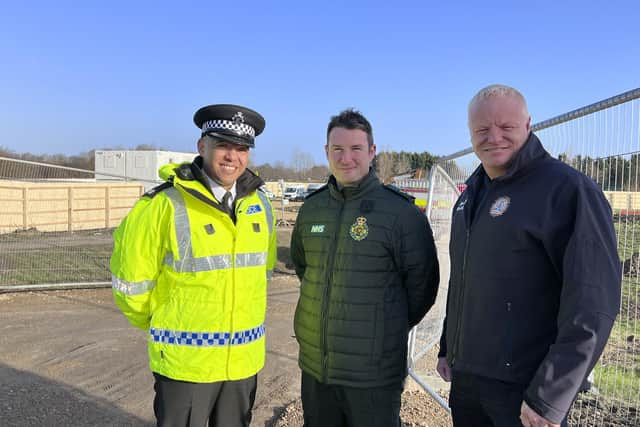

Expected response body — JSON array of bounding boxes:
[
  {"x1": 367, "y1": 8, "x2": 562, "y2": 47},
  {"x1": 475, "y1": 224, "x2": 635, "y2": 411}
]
[{"x1": 157, "y1": 158, "x2": 264, "y2": 206}]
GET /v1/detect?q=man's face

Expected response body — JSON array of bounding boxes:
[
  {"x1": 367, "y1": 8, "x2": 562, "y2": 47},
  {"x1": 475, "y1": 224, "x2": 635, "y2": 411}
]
[
  {"x1": 325, "y1": 127, "x2": 376, "y2": 186},
  {"x1": 198, "y1": 138, "x2": 249, "y2": 189},
  {"x1": 468, "y1": 95, "x2": 531, "y2": 178}
]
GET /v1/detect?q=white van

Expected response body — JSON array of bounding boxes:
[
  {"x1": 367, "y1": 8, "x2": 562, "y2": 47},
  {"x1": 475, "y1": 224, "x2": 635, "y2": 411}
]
[{"x1": 283, "y1": 185, "x2": 305, "y2": 201}]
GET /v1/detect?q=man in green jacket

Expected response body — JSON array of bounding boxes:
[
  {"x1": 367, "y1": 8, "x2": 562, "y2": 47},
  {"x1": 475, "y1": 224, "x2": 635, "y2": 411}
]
[{"x1": 291, "y1": 108, "x2": 440, "y2": 426}]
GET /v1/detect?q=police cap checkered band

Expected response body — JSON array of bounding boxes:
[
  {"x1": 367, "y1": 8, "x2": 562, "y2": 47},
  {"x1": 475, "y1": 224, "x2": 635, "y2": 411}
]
[
  {"x1": 194, "y1": 104, "x2": 265, "y2": 148},
  {"x1": 201, "y1": 119, "x2": 256, "y2": 138}
]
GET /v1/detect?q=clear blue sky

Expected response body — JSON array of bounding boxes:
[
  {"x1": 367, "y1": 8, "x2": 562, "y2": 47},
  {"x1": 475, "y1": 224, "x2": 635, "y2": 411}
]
[{"x1": 1, "y1": 1, "x2": 638, "y2": 166}]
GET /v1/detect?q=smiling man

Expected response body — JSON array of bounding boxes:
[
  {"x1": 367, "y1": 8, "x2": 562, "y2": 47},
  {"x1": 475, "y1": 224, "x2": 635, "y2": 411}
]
[
  {"x1": 111, "y1": 104, "x2": 276, "y2": 427},
  {"x1": 436, "y1": 85, "x2": 621, "y2": 427},
  {"x1": 468, "y1": 88, "x2": 530, "y2": 179},
  {"x1": 290, "y1": 108, "x2": 440, "y2": 426}
]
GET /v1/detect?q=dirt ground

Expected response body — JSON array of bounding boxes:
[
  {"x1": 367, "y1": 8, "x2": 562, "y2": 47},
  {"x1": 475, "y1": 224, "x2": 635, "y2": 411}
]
[
  {"x1": 3, "y1": 219, "x2": 626, "y2": 426},
  {"x1": 0, "y1": 224, "x2": 452, "y2": 427},
  {"x1": 0, "y1": 280, "x2": 451, "y2": 427}
]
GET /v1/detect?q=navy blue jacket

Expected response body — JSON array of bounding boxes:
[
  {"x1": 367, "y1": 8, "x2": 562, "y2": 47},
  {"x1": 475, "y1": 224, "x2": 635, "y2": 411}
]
[{"x1": 439, "y1": 133, "x2": 621, "y2": 423}]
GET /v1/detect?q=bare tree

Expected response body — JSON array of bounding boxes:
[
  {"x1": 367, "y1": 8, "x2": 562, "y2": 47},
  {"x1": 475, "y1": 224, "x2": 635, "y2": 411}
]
[
  {"x1": 375, "y1": 148, "x2": 413, "y2": 183},
  {"x1": 395, "y1": 153, "x2": 412, "y2": 175},
  {"x1": 290, "y1": 148, "x2": 315, "y2": 179},
  {"x1": 308, "y1": 165, "x2": 330, "y2": 181},
  {"x1": 376, "y1": 151, "x2": 396, "y2": 183}
]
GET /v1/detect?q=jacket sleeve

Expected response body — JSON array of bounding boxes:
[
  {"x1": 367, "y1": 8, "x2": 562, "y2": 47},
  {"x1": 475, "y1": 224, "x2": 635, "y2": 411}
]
[
  {"x1": 524, "y1": 184, "x2": 621, "y2": 423},
  {"x1": 438, "y1": 311, "x2": 448, "y2": 357},
  {"x1": 290, "y1": 216, "x2": 306, "y2": 281},
  {"x1": 110, "y1": 195, "x2": 171, "y2": 330},
  {"x1": 264, "y1": 197, "x2": 277, "y2": 280},
  {"x1": 397, "y1": 205, "x2": 440, "y2": 328}
]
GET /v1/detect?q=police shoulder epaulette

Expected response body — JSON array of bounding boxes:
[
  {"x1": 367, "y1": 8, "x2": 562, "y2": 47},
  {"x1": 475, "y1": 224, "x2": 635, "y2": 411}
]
[
  {"x1": 143, "y1": 181, "x2": 174, "y2": 198},
  {"x1": 305, "y1": 185, "x2": 328, "y2": 200},
  {"x1": 175, "y1": 163, "x2": 195, "y2": 180},
  {"x1": 383, "y1": 184, "x2": 415, "y2": 202}
]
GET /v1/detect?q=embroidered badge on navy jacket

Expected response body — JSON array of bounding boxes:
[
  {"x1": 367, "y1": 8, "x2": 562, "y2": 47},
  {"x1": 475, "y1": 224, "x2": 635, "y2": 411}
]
[
  {"x1": 489, "y1": 196, "x2": 511, "y2": 217},
  {"x1": 456, "y1": 197, "x2": 468, "y2": 212}
]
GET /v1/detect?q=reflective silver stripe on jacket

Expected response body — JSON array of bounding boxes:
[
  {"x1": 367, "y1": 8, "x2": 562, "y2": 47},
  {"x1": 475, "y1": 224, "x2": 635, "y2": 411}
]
[
  {"x1": 235, "y1": 252, "x2": 267, "y2": 267},
  {"x1": 165, "y1": 187, "x2": 193, "y2": 273},
  {"x1": 163, "y1": 252, "x2": 233, "y2": 272},
  {"x1": 256, "y1": 190, "x2": 273, "y2": 235},
  {"x1": 257, "y1": 190, "x2": 274, "y2": 281},
  {"x1": 112, "y1": 276, "x2": 156, "y2": 296},
  {"x1": 163, "y1": 251, "x2": 266, "y2": 272}
]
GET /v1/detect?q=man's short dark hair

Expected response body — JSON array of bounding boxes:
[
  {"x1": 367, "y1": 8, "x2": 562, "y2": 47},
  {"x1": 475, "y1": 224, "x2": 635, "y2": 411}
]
[{"x1": 327, "y1": 109, "x2": 374, "y2": 147}]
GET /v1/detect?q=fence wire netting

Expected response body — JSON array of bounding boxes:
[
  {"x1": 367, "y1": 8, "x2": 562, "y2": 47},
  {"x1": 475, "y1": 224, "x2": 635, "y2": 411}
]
[
  {"x1": 410, "y1": 89, "x2": 640, "y2": 425},
  {"x1": 0, "y1": 158, "x2": 297, "y2": 289},
  {"x1": 0, "y1": 157, "x2": 148, "y2": 289},
  {"x1": 535, "y1": 97, "x2": 640, "y2": 425}
]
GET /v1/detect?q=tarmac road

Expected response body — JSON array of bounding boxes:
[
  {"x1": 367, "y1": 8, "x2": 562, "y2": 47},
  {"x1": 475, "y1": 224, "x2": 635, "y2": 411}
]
[{"x1": 0, "y1": 275, "x2": 301, "y2": 427}]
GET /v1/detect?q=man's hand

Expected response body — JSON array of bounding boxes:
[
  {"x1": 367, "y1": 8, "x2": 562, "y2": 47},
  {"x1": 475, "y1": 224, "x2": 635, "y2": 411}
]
[
  {"x1": 520, "y1": 401, "x2": 560, "y2": 427},
  {"x1": 436, "y1": 357, "x2": 451, "y2": 382}
]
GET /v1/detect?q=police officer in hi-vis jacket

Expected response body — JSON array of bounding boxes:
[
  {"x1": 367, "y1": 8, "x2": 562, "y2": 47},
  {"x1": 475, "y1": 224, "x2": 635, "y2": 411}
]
[{"x1": 111, "y1": 104, "x2": 276, "y2": 427}]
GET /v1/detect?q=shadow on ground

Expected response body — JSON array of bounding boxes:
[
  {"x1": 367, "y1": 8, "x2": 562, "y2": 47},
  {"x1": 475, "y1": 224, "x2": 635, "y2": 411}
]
[
  {"x1": 277, "y1": 245, "x2": 295, "y2": 271},
  {"x1": 0, "y1": 363, "x2": 151, "y2": 427}
]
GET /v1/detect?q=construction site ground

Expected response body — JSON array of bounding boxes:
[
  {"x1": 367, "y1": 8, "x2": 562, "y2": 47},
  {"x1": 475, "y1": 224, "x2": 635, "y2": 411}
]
[{"x1": 0, "y1": 276, "x2": 453, "y2": 427}]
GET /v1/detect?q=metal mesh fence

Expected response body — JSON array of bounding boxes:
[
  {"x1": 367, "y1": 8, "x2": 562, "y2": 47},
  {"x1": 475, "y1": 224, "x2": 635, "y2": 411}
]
[
  {"x1": 409, "y1": 88, "x2": 640, "y2": 425},
  {"x1": 0, "y1": 157, "x2": 149, "y2": 290},
  {"x1": 0, "y1": 157, "x2": 300, "y2": 290},
  {"x1": 535, "y1": 95, "x2": 640, "y2": 425}
]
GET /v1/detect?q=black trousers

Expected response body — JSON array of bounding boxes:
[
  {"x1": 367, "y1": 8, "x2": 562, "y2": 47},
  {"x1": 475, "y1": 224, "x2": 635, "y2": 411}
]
[
  {"x1": 153, "y1": 373, "x2": 257, "y2": 427},
  {"x1": 300, "y1": 371, "x2": 402, "y2": 427},
  {"x1": 449, "y1": 371, "x2": 568, "y2": 427}
]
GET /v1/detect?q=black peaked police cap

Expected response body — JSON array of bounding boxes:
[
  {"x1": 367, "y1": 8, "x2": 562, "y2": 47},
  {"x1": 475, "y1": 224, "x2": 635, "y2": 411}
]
[{"x1": 194, "y1": 104, "x2": 266, "y2": 148}]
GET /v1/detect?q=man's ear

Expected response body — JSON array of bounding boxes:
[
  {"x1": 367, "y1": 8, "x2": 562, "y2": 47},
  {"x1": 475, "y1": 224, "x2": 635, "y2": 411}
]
[{"x1": 197, "y1": 138, "x2": 206, "y2": 156}]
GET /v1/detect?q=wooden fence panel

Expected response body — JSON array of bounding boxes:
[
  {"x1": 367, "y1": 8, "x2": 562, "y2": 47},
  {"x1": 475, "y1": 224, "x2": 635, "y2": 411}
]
[{"x1": 0, "y1": 181, "x2": 144, "y2": 233}]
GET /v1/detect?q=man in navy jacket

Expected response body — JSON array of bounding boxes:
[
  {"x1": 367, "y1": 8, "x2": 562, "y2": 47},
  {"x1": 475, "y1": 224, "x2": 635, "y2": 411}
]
[{"x1": 436, "y1": 84, "x2": 621, "y2": 426}]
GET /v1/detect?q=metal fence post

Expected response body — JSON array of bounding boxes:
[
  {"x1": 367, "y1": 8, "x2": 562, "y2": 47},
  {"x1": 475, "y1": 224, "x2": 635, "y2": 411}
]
[
  {"x1": 22, "y1": 187, "x2": 28, "y2": 231},
  {"x1": 67, "y1": 187, "x2": 73, "y2": 232}
]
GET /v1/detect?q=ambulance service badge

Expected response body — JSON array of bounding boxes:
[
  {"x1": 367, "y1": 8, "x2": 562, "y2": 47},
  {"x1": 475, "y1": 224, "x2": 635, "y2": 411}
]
[{"x1": 349, "y1": 216, "x2": 369, "y2": 241}]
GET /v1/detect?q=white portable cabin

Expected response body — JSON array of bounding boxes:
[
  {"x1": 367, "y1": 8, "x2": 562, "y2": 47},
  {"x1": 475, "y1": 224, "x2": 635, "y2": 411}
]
[{"x1": 95, "y1": 150, "x2": 196, "y2": 190}]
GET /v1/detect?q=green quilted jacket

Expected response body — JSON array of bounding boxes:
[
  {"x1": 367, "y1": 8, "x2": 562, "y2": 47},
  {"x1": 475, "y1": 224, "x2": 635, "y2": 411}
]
[{"x1": 291, "y1": 169, "x2": 440, "y2": 387}]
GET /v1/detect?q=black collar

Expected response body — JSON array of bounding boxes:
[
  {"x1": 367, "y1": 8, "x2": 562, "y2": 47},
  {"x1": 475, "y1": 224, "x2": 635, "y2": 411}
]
[
  {"x1": 466, "y1": 132, "x2": 550, "y2": 186},
  {"x1": 327, "y1": 168, "x2": 381, "y2": 201}
]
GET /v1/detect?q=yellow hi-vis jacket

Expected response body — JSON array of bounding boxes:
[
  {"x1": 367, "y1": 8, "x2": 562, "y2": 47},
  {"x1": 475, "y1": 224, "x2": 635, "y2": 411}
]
[{"x1": 111, "y1": 159, "x2": 276, "y2": 383}]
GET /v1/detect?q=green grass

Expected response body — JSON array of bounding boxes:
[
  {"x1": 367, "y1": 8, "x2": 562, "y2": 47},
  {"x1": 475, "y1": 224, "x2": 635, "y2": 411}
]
[
  {"x1": 593, "y1": 364, "x2": 640, "y2": 402},
  {"x1": 591, "y1": 277, "x2": 640, "y2": 403},
  {"x1": 615, "y1": 220, "x2": 640, "y2": 261},
  {"x1": 0, "y1": 246, "x2": 112, "y2": 285}
]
